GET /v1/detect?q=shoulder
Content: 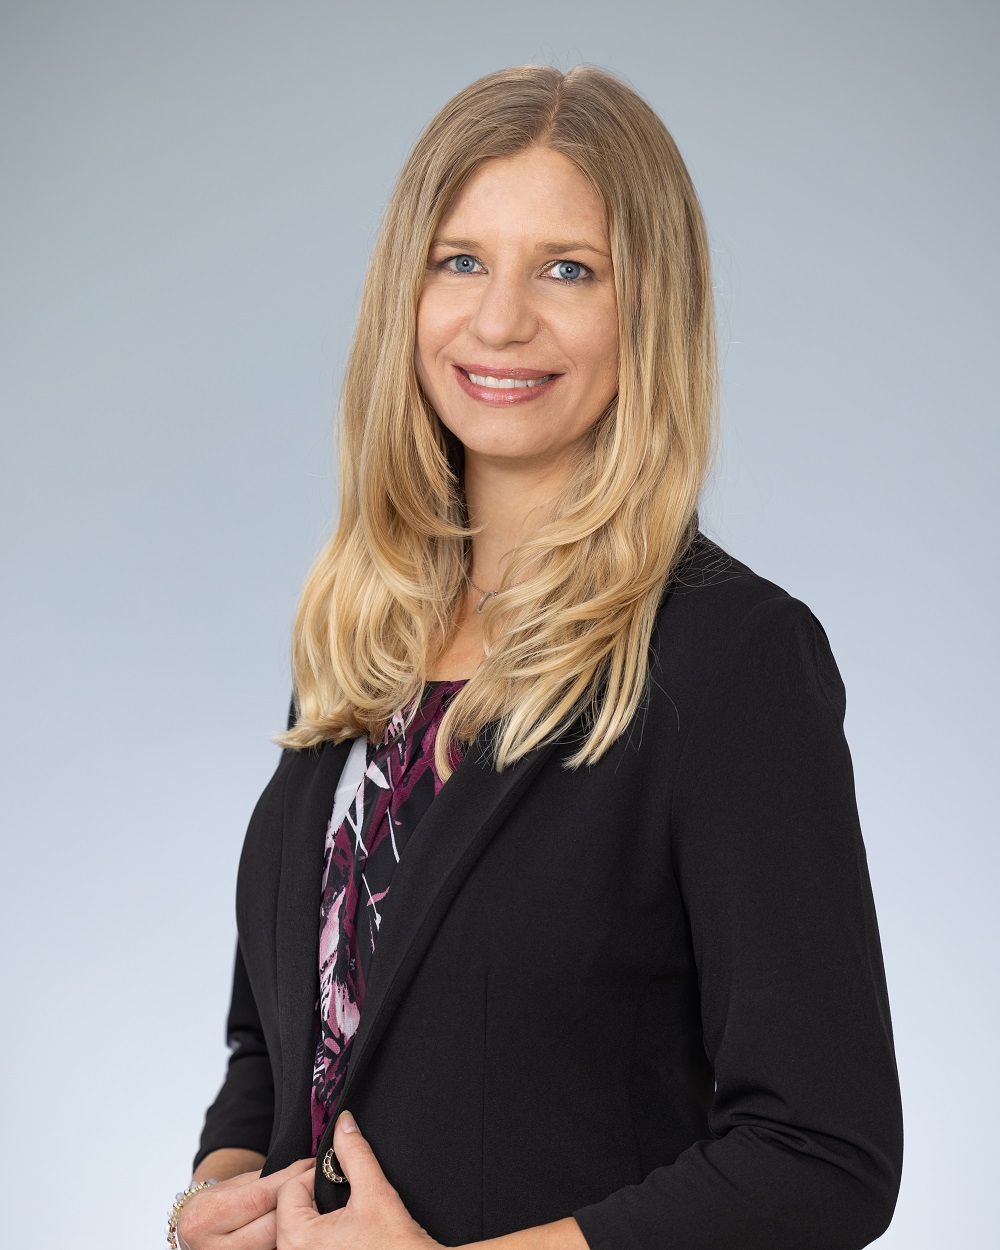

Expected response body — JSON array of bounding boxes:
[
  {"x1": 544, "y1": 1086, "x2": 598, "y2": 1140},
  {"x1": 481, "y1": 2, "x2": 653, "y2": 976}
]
[
  {"x1": 658, "y1": 530, "x2": 801, "y2": 640},
  {"x1": 646, "y1": 531, "x2": 846, "y2": 730}
]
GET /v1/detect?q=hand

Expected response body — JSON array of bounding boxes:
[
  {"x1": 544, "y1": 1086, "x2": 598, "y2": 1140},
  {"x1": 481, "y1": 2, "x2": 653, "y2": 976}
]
[
  {"x1": 276, "y1": 1111, "x2": 440, "y2": 1250},
  {"x1": 177, "y1": 1158, "x2": 315, "y2": 1250}
]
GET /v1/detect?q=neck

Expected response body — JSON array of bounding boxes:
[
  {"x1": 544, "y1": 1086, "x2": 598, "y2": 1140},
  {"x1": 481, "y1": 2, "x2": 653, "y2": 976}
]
[
  {"x1": 428, "y1": 452, "x2": 573, "y2": 680},
  {"x1": 463, "y1": 453, "x2": 573, "y2": 589}
]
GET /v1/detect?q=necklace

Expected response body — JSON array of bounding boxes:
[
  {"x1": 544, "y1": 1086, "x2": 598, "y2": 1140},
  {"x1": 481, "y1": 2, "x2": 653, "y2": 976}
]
[{"x1": 467, "y1": 574, "x2": 498, "y2": 614}]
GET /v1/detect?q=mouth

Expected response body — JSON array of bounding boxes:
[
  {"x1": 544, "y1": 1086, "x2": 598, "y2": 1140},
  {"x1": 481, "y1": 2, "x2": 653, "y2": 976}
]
[
  {"x1": 452, "y1": 362, "x2": 562, "y2": 405},
  {"x1": 460, "y1": 368, "x2": 556, "y2": 389}
]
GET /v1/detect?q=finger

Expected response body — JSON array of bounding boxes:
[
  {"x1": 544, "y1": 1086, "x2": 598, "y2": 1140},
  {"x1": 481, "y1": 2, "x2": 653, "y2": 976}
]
[
  {"x1": 195, "y1": 1167, "x2": 262, "y2": 1192},
  {"x1": 196, "y1": 1158, "x2": 316, "y2": 1234},
  {"x1": 277, "y1": 1165, "x2": 318, "y2": 1216},
  {"x1": 296, "y1": 1165, "x2": 316, "y2": 1200},
  {"x1": 206, "y1": 1158, "x2": 299, "y2": 1194},
  {"x1": 177, "y1": 1195, "x2": 277, "y2": 1250},
  {"x1": 270, "y1": 1157, "x2": 316, "y2": 1180},
  {"x1": 332, "y1": 1111, "x2": 396, "y2": 1202},
  {"x1": 193, "y1": 1208, "x2": 278, "y2": 1250}
]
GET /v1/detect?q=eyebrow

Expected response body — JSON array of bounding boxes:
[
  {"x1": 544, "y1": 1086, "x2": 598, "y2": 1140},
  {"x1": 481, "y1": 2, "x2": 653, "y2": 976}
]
[{"x1": 431, "y1": 236, "x2": 610, "y2": 259}]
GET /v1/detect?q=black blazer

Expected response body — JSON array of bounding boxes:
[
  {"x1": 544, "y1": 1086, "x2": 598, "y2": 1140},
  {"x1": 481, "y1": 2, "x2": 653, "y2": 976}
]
[{"x1": 196, "y1": 535, "x2": 903, "y2": 1249}]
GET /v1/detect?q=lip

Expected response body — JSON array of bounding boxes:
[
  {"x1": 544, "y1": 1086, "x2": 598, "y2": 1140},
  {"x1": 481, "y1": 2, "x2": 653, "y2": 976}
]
[
  {"x1": 456, "y1": 362, "x2": 558, "y2": 380},
  {"x1": 452, "y1": 363, "x2": 562, "y2": 406}
]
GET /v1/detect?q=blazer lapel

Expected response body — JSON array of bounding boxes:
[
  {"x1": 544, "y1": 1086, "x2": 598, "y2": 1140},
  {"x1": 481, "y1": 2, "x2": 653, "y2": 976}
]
[
  {"x1": 267, "y1": 724, "x2": 558, "y2": 1181},
  {"x1": 268, "y1": 736, "x2": 354, "y2": 1167},
  {"x1": 334, "y1": 730, "x2": 559, "y2": 1112}
]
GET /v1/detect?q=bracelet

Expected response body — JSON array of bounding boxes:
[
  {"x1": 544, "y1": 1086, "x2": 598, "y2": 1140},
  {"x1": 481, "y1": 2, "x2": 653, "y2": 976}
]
[{"x1": 166, "y1": 1178, "x2": 219, "y2": 1249}]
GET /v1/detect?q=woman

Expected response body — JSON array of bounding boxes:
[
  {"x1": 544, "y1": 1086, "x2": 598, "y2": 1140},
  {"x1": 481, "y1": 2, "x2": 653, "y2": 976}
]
[{"x1": 172, "y1": 64, "x2": 903, "y2": 1250}]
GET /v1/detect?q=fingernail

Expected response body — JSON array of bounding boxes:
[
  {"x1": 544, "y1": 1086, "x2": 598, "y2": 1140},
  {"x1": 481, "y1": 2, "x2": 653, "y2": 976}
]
[{"x1": 339, "y1": 1110, "x2": 359, "y2": 1134}]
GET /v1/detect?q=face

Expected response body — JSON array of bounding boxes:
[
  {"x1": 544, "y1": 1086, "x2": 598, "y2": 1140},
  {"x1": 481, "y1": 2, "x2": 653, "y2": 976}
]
[{"x1": 415, "y1": 146, "x2": 618, "y2": 478}]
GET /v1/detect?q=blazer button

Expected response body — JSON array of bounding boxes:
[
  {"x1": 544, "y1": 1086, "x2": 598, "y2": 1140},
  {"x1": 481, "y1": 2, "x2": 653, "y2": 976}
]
[{"x1": 322, "y1": 1147, "x2": 348, "y2": 1184}]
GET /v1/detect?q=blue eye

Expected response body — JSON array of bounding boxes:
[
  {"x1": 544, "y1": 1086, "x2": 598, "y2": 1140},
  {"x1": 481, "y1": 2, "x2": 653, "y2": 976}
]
[
  {"x1": 448, "y1": 254, "x2": 479, "y2": 273},
  {"x1": 550, "y1": 261, "x2": 588, "y2": 281}
]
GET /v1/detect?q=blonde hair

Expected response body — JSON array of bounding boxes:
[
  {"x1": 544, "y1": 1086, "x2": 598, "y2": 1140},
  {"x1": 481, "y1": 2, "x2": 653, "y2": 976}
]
[{"x1": 279, "y1": 64, "x2": 717, "y2": 774}]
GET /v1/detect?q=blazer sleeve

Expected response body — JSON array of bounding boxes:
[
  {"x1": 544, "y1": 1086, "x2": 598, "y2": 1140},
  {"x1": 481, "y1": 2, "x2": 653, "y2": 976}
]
[
  {"x1": 192, "y1": 939, "x2": 275, "y2": 1170},
  {"x1": 191, "y1": 698, "x2": 295, "y2": 1171},
  {"x1": 573, "y1": 596, "x2": 904, "y2": 1250}
]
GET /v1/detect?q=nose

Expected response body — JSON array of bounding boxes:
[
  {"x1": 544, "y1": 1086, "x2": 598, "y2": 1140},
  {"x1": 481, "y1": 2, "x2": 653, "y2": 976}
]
[{"x1": 465, "y1": 272, "x2": 537, "y2": 348}]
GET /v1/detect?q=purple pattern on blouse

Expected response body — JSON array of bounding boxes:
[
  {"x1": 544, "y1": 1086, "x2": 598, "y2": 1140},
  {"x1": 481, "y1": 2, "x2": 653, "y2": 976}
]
[{"x1": 310, "y1": 680, "x2": 466, "y2": 1151}]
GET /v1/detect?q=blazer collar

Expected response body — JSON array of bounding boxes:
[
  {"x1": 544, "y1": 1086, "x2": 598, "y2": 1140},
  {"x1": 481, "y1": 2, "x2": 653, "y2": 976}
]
[{"x1": 268, "y1": 726, "x2": 559, "y2": 1170}]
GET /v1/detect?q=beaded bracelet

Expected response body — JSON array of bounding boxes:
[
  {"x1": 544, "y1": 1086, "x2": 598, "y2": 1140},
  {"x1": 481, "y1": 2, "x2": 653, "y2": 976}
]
[{"x1": 166, "y1": 1178, "x2": 219, "y2": 1249}]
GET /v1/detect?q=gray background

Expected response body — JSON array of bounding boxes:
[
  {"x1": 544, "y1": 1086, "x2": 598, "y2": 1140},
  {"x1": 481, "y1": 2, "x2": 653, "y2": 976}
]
[{"x1": 1, "y1": 1, "x2": 996, "y2": 1246}]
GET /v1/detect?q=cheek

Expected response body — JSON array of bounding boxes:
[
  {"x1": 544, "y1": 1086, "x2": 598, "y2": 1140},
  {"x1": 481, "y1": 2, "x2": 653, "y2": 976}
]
[
  {"x1": 414, "y1": 301, "x2": 442, "y2": 391},
  {"x1": 417, "y1": 282, "x2": 464, "y2": 340},
  {"x1": 600, "y1": 305, "x2": 620, "y2": 391},
  {"x1": 576, "y1": 309, "x2": 619, "y2": 395},
  {"x1": 415, "y1": 295, "x2": 460, "y2": 380},
  {"x1": 561, "y1": 285, "x2": 615, "y2": 346}
]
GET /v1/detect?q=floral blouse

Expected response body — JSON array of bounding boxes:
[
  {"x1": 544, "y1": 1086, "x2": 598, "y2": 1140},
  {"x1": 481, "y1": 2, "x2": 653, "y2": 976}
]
[{"x1": 310, "y1": 680, "x2": 466, "y2": 1151}]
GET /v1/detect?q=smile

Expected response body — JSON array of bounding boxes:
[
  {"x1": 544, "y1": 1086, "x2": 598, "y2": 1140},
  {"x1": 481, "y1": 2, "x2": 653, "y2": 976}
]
[
  {"x1": 452, "y1": 363, "x2": 562, "y2": 406},
  {"x1": 465, "y1": 372, "x2": 555, "y2": 389}
]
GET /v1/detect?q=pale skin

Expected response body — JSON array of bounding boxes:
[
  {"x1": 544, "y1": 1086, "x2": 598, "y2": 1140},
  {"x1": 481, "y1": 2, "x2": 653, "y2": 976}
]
[{"x1": 180, "y1": 144, "x2": 616, "y2": 1249}]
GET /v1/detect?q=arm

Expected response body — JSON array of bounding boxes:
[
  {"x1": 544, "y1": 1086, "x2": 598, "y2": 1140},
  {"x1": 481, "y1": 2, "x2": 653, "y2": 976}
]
[
  {"x1": 571, "y1": 597, "x2": 903, "y2": 1250},
  {"x1": 193, "y1": 940, "x2": 275, "y2": 1173},
  {"x1": 173, "y1": 944, "x2": 289, "y2": 1248},
  {"x1": 192, "y1": 696, "x2": 295, "y2": 1174}
]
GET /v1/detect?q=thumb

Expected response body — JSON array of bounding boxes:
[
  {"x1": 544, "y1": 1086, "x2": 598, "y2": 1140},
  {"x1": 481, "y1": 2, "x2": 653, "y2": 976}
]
[
  {"x1": 331, "y1": 1110, "x2": 392, "y2": 1197},
  {"x1": 276, "y1": 1165, "x2": 317, "y2": 1219}
]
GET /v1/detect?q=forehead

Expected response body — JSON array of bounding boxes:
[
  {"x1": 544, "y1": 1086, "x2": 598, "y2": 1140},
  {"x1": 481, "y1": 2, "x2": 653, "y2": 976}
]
[{"x1": 436, "y1": 147, "x2": 608, "y2": 243}]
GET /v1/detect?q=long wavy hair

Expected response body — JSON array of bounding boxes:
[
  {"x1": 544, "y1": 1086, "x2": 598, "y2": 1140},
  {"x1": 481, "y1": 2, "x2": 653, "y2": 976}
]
[{"x1": 278, "y1": 64, "x2": 718, "y2": 774}]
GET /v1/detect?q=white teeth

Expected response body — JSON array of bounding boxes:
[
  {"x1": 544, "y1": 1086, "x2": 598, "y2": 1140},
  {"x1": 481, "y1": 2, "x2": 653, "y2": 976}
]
[{"x1": 466, "y1": 371, "x2": 554, "y2": 388}]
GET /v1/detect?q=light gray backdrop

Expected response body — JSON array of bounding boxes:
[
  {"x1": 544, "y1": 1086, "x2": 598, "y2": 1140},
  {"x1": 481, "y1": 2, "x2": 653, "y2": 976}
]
[{"x1": 1, "y1": 1, "x2": 996, "y2": 1246}]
